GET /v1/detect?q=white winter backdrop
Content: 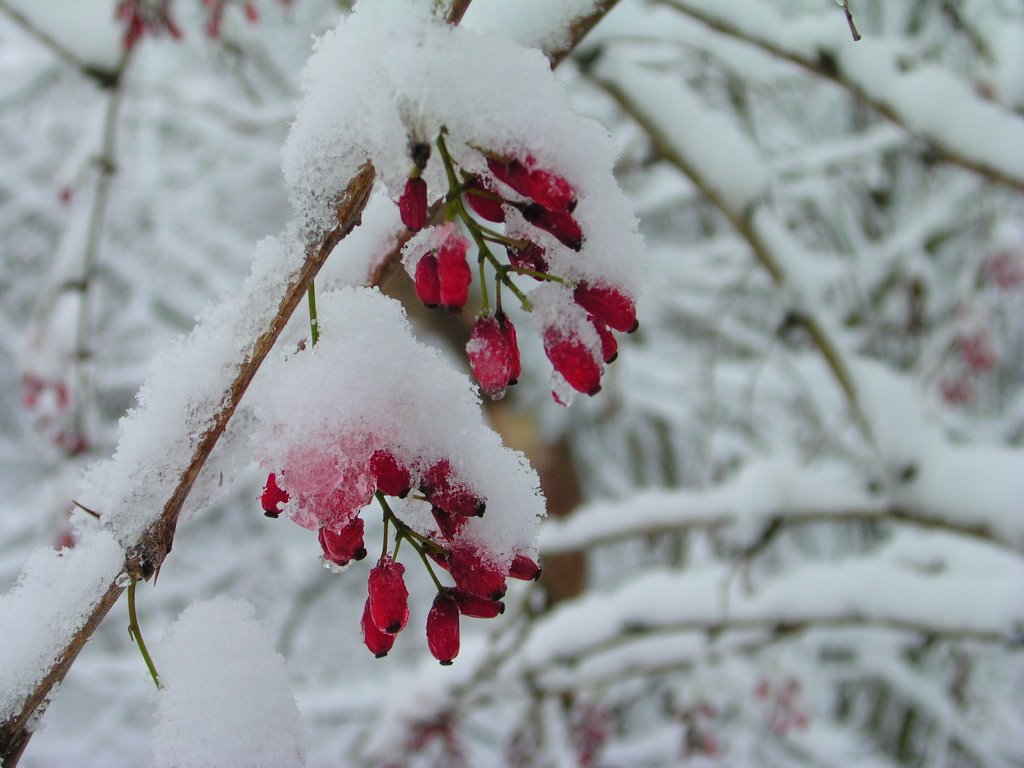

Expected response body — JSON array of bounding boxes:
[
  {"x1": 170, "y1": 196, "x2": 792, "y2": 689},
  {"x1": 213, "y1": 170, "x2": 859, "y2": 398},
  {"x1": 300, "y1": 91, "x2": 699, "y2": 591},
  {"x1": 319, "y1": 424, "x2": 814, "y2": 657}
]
[{"x1": 1, "y1": 0, "x2": 1023, "y2": 767}]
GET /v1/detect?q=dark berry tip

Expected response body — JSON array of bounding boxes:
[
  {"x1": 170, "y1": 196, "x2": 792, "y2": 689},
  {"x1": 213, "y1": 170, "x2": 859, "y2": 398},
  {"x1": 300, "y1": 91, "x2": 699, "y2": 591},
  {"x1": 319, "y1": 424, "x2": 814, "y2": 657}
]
[
  {"x1": 354, "y1": 548, "x2": 367, "y2": 561},
  {"x1": 440, "y1": 660, "x2": 454, "y2": 666},
  {"x1": 628, "y1": 320, "x2": 640, "y2": 334},
  {"x1": 264, "y1": 511, "x2": 280, "y2": 519},
  {"x1": 397, "y1": 488, "x2": 410, "y2": 499},
  {"x1": 374, "y1": 652, "x2": 389, "y2": 659}
]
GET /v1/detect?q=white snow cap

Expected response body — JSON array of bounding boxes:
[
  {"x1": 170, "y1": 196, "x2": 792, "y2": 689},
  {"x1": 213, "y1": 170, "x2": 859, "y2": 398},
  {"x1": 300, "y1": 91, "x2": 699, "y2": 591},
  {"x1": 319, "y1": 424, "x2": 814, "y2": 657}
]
[
  {"x1": 152, "y1": 598, "x2": 309, "y2": 768},
  {"x1": 248, "y1": 287, "x2": 544, "y2": 566}
]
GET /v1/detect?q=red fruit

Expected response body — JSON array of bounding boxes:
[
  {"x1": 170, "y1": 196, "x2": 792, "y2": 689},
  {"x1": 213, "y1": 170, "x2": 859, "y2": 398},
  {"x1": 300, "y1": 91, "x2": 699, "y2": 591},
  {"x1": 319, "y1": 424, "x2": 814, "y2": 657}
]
[
  {"x1": 431, "y1": 506, "x2": 467, "y2": 540},
  {"x1": 243, "y1": 1, "x2": 259, "y2": 22},
  {"x1": 367, "y1": 557, "x2": 409, "y2": 634},
  {"x1": 468, "y1": 314, "x2": 514, "y2": 400},
  {"x1": 361, "y1": 598, "x2": 395, "y2": 657},
  {"x1": 449, "y1": 546, "x2": 506, "y2": 600},
  {"x1": 523, "y1": 204, "x2": 582, "y2": 251},
  {"x1": 959, "y1": 332, "x2": 996, "y2": 372},
  {"x1": 498, "y1": 313, "x2": 521, "y2": 384},
  {"x1": 437, "y1": 233, "x2": 472, "y2": 310},
  {"x1": 427, "y1": 549, "x2": 451, "y2": 571},
  {"x1": 399, "y1": 177, "x2": 428, "y2": 231},
  {"x1": 590, "y1": 317, "x2": 618, "y2": 363},
  {"x1": 988, "y1": 249, "x2": 1024, "y2": 290},
  {"x1": 260, "y1": 473, "x2": 289, "y2": 518},
  {"x1": 421, "y1": 460, "x2": 486, "y2": 517},
  {"x1": 415, "y1": 254, "x2": 441, "y2": 307},
  {"x1": 370, "y1": 449, "x2": 411, "y2": 497},
  {"x1": 426, "y1": 593, "x2": 461, "y2": 665},
  {"x1": 543, "y1": 328, "x2": 602, "y2": 396},
  {"x1": 464, "y1": 176, "x2": 505, "y2": 223},
  {"x1": 574, "y1": 282, "x2": 638, "y2": 333},
  {"x1": 508, "y1": 553, "x2": 542, "y2": 581},
  {"x1": 507, "y1": 242, "x2": 549, "y2": 277},
  {"x1": 487, "y1": 156, "x2": 576, "y2": 212},
  {"x1": 451, "y1": 590, "x2": 504, "y2": 619},
  {"x1": 318, "y1": 518, "x2": 366, "y2": 566}
]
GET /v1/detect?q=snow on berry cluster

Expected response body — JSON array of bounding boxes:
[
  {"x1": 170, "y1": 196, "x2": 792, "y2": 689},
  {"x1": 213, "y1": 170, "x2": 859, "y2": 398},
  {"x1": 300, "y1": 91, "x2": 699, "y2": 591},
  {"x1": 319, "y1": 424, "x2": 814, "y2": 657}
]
[
  {"x1": 248, "y1": 287, "x2": 544, "y2": 663},
  {"x1": 283, "y1": 0, "x2": 644, "y2": 405}
]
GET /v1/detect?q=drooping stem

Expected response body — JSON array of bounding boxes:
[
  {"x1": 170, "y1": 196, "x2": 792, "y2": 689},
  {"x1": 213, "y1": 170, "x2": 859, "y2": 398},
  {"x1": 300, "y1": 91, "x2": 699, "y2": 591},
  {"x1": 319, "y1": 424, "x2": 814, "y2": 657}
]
[
  {"x1": 126, "y1": 580, "x2": 161, "y2": 690},
  {"x1": 307, "y1": 282, "x2": 320, "y2": 346}
]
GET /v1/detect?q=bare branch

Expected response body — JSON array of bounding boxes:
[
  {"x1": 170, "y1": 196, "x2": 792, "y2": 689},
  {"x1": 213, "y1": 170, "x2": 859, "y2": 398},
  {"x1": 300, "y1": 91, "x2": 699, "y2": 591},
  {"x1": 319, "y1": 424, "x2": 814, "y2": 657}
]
[
  {"x1": 0, "y1": 0, "x2": 121, "y2": 87},
  {"x1": 657, "y1": 0, "x2": 1024, "y2": 194},
  {"x1": 837, "y1": 0, "x2": 862, "y2": 42}
]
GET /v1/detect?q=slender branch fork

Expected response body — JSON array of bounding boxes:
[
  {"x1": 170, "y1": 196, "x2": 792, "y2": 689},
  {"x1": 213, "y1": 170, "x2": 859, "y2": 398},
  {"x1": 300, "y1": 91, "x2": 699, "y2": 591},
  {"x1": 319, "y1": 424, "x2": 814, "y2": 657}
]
[{"x1": 0, "y1": 2, "x2": 621, "y2": 764}]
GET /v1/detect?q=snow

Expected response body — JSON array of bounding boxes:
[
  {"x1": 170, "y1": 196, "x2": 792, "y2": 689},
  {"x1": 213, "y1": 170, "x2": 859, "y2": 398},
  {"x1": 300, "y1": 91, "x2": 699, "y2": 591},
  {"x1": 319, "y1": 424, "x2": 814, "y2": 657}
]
[
  {"x1": 540, "y1": 457, "x2": 872, "y2": 554},
  {"x1": 0, "y1": 529, "x2": 123, "y2": 722},
  {"x1": 283, "y1": 0, "x2": 644, "y2": 293},
  {"x1": 248, "y1": 287, "x2": 544, "y2": 567},
  {"x1": 462, "y1": 0, "x2": 604, "y2": 54},
  {"x1": 151, "y1": 597, "x2": 309, "y2": 768},
  {"x1": 78, "y1": 228, "x2": 306, "y2": 546},
  {"x1": 597, "y1": 51, "x2": 769, "y2": 212}
]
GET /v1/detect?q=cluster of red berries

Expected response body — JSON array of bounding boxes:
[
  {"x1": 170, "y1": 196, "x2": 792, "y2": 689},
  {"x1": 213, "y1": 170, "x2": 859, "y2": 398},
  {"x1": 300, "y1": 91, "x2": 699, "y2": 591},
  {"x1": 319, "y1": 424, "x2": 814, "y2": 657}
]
[
  {"x1": 397, "y1": 134, "x2": 638, "y2": 402},
  {"x1": 260, "y1": 445, "x2": 540, "y2": 664},
  {"x1": 754, "y1": 676, "x2": 809, "y2": 736},
  {"x1": 116, "y1": 0, "x2": 263, "y2": 49},
  {"x1": 20, "y1": 373, "x2": 88, "y2": 457}
]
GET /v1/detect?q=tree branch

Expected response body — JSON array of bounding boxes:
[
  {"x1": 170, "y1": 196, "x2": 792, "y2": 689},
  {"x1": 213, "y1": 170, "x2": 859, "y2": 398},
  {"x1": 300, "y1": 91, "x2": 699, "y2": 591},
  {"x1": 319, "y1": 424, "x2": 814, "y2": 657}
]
[
  {"x1": 0, "y1": 165, "x2": 376, "y2": 765},
  {"x1": 656, "y1": 0, "x2": 1024, "y2": 194},
  {"x1": 0, "y1": 0, "x2": 121, "y2": 87}
]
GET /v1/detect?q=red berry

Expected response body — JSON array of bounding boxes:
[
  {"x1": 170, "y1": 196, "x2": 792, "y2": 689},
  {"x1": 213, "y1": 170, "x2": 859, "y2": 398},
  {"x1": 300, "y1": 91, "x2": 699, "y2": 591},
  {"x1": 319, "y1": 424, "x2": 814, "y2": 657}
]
[
  {"x1": 523, "y1": 204, "x2": 582, "y2": 251},
  {"x1": 426, "y1": 593, "x2": 461, "y2": 665},
  {"x1": 399, "y1": 177, "x2": 428, "y2": 231},
  {"x1": 431, "y1": 506, "x2": 467, "y2": 540},
  {"x1": 508, "y1": 553, "x2": 542, "y2": 581},
  {"x1": 498, "y1": 313, "x2": 521, "y2": 384},
  {"x1": 590, "y1": 317, "x2": 618, "y2": 363},
  {"x1": 507, "y1": 242, "x2": 549, "y2": 277},
  {"x1": 437, "y1": 233, "x2": 472, "y2": 310},
  {"x1": 543, "y1": 328, "x2": 602, "y2": 396},
  {"x1": 243, "y1": 1, "x2": 259, "y2": 22},
  {"x1": 370, "y1": 449, "x2": 411, "y2": 497},
  {"x1": 451, "y1": 590, "x2": 504, "y2": 619},
  {"x1": 260, "y1": 472, "x2": 289, "y2": 518},
  {"x1": 415, "y1": 254, "x2": 441, "y2": 307},
  {"x1": 318, "y1": 517, "x2": 366, "y2": 566},
  {"x1": 959, "y1": 332, "x2": 996, "y2": 372},
  {"x1": 467, "y1": 314, "x2": 514, "y2": 400},
  {"x1": 361, "y1": 598, "x2": 395, "y2": 658},
  {"x1": 449, "y1": 545, "x2": 506, "y2": 600},
  {"x1": 464, "y1": 176, "x2": 505, "y2": 223},
  {"x1": 421, "y1": 459, "x2": 486, "y2": 517},
  {"x1": 487, "y1": 156, "x2": 576, "y2": 212},
  {"x1": 574, "y1": 282, "x2": 638, "y2": 334},
  {"x1": 367, "y1": 557, "x2": 409, "y2": 634}
]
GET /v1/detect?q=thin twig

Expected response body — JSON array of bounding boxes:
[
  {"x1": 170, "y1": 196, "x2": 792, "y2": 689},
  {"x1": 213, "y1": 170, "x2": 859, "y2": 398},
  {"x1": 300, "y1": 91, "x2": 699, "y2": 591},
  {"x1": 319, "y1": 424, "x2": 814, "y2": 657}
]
[
  {"x1": 0, "y1": 0, "x2": 119, "y2": 86},
  {"x1": 838, "y1": 0, "x2": 861, "y2": 41},
  {"x1": 126, "y1": 580, "x2": 161, "y2": 689}
]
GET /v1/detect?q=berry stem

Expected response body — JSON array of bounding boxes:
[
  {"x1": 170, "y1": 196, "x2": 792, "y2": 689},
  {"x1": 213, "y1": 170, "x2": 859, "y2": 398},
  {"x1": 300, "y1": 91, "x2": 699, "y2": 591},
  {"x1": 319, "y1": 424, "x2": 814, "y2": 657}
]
[
  {"x1": 306, "y1": 282, "x2": 319, "y2": 346},
  {"x1": 374, "y1": 492, "x2": 445, "y2": 591},
  {"x1": 127, "y1": 579, "x2": 161, "y2": 690}
]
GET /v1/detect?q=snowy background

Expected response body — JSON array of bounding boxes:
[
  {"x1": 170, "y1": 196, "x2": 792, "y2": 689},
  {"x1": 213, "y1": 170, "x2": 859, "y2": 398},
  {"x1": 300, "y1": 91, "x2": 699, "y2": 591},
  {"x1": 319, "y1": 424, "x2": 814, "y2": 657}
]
[{"x1": 1, "y1": 0, "x2": 1023, "y2": 766}]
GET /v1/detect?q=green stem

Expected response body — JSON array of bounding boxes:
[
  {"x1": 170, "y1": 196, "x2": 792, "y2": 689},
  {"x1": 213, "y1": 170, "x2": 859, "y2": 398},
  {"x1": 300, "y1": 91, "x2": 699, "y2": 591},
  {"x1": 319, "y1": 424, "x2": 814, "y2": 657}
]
[
  {"x1": 127, "y1": 580, "x2": 161, "y2": 690},
  {"x1": 307, "y1": 282, "x2": 319, "y2": 346}
]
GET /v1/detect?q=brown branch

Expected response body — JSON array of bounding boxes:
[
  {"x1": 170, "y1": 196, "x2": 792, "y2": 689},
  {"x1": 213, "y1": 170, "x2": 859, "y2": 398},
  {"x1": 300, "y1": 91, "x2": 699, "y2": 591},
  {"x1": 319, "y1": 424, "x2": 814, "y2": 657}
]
[
  {"x1": 656, "y1": 0, "x2": 1024, "y2": 194},
  {"x1": 0, "y1": 164, "x2": 376, "y2": 766},
  {"x1": 543, "y1": 502, "x2": 1019, "y2": 557},
  {"x1": 0, "y1": 0, "x2": 121, "y2": 87},
  {"x1": 445, "y1": 0, "x2": 473, "y2": 25},
  {"x1": 532, "y1": 612, "x2": 1020, "y2": 694},
  {"x1": 592, "y1": 73, "x2": 874, "y2": 442},
  {"x1": 548, "y1": 0, "x2": 620, "y2": 69},
  {"x1": 838, "y1": 0, "x2": 862, "y2": 42}
]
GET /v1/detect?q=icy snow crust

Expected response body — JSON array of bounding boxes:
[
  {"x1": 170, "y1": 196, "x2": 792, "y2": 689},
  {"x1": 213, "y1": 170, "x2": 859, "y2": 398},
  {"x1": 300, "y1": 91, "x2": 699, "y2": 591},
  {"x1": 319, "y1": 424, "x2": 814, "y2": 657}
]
[
  {"x1": 0, "y1": 530, "x2": 122, "y2": 721},
  {"x1": 283, "y1": 0, "x2": 643, "y2": 293},
  {"x1": 248, "y1": 287, "x2": 544, "y2": 566},
  {"x1": 152, "y1": 598, "x2": 309, "y2": 768}
]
